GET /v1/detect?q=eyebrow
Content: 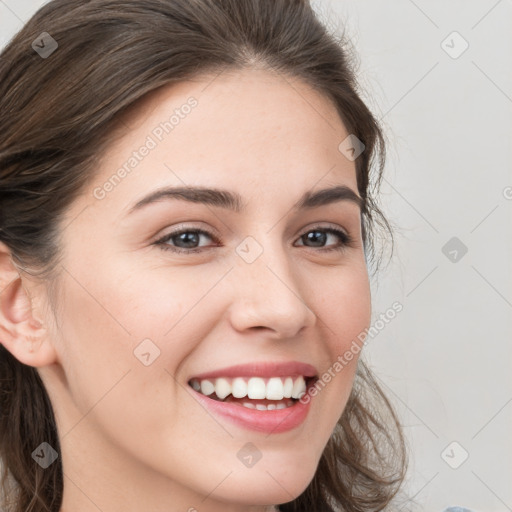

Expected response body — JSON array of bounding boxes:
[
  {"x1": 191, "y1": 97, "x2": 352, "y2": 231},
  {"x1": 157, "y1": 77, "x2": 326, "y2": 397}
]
[{"x1": 126, "y1": 184, "x2": 363, "y2": 215}]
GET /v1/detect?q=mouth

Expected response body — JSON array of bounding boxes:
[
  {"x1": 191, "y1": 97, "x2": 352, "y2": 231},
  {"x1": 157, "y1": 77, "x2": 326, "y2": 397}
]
[
  {"x1": 187, "y1": 375, "x2": 319, "y2": 411},
  {"x1": 185, "y1": 362, "x2": 319, "y2": 433}
]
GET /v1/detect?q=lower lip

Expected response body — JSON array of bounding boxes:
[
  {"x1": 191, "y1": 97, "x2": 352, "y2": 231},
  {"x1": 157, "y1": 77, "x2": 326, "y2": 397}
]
[{"x1": 189, "y1": 387, "x2": 313, "y2": 434}]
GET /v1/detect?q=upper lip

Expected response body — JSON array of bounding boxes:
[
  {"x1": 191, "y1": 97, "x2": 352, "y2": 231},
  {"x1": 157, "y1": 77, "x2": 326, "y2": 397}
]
[{"x1": 188, "y1": 361, "x2": 318, "y2": 382}]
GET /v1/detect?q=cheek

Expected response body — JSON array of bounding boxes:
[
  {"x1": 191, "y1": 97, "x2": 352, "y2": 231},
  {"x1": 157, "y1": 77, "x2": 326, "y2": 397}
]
[
  {"x1": 307, "y1": 263, "x2": 370, "y2": 420},
  {"x1": 56, "y1": 249, "x2": 230, "y2": 394},
  {"x1": 314, "y1": 261, "x2": 371, "y2": 353},
  {"x1": 107, "y1": 263, "x2": 228, "y2": 367},
  {"x1": 53, "y1": 272, "x2": 137, "y2": 418},
  {"x1": 53, "y1": 268, "x2": 193, "y2": 455}
]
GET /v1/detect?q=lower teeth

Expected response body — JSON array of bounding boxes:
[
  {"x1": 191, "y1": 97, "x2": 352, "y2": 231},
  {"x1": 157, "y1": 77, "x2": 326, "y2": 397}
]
[{"x1": 238, "y1": 400, "x2": 295, "y2": 410}]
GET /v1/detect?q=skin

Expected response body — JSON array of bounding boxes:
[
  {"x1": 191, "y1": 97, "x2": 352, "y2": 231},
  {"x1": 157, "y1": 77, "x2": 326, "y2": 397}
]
[{"x1": 0, "y1": 67, "x2": 371, "y2": 512}]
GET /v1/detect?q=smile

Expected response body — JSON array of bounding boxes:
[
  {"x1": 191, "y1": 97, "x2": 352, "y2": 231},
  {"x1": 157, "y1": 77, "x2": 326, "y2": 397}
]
[
  {"x1": 187, "y1": 375, "x2": 318, "y2": 433},
  {"x1": 186, "y1": 361, "x2": 318, "y2": 432}
]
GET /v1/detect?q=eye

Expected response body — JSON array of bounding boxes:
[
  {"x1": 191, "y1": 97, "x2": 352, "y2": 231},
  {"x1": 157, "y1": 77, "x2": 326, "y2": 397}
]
[
  {"x1": 154, "y1": 227, "x2": 218, "y2": 254},
  {"x1": 153, "y1": 225, "x2": 354, "y2": 254},
  {"x1": 294, "y1": 226, "x2": 354, "y2": 252}
]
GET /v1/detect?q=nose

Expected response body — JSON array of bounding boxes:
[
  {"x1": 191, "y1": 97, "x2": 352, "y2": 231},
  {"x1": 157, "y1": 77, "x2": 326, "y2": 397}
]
[{"x1": 227, "y1": 244, "x2": 317, "y2": 339}]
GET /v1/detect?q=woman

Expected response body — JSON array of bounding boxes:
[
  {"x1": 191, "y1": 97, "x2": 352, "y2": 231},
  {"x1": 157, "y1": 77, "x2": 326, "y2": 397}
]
[{"x1": 0, "y1": 0, "x2": 409, "y2": 510}]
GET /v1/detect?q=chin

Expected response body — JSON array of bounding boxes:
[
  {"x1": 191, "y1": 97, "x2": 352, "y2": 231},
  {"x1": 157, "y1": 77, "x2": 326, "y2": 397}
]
[{"x1": 212, "y1": 461, "x2": 316, "y2": 506}]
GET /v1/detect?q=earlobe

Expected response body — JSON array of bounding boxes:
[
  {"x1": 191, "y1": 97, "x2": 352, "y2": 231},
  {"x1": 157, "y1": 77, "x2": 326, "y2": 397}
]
[{"x1": 0, "y1": 241, "x2": 58, "y2": 368}]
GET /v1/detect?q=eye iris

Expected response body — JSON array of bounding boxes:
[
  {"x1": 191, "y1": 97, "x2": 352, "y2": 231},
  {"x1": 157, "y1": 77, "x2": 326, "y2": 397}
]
[
  {"x1": 176, "y1": 232, "x2": 199, "y2": 248},
  {"x1": 305, "y1": 230, "x2": 326, "y2": 247}
]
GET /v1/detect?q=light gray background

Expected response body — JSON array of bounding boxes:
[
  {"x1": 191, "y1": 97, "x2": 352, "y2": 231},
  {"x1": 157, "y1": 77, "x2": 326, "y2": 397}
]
[{"x1": 1, "y1": 1, "x2": 511, "y2": 511}]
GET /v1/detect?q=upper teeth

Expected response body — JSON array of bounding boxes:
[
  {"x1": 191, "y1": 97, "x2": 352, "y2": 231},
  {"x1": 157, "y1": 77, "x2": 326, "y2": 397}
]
[{"x1": 189, "y1": 376, "x2": 308, "y2": 401}]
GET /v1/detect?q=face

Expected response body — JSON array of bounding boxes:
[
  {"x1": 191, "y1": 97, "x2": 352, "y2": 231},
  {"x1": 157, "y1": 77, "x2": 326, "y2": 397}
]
[{"x1": 32, "y1": 68, "x2": 371, "y2": 511}]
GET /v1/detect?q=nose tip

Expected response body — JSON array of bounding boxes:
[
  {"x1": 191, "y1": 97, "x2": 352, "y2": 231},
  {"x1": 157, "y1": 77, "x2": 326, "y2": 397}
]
[{"x1": 227, "y1": 263, "x2": 317, "y2": 338}]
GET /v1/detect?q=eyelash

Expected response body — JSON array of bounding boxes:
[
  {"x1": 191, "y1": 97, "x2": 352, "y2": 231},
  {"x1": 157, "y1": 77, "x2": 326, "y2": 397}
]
[{"x1": 153, "y1": 225, "x2": 354, "y2": 255}]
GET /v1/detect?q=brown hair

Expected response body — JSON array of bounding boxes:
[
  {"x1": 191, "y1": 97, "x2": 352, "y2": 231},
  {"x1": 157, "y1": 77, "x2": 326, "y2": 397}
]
[{"x1": 0, "y1": 0, "x2": 408, "y2": 510}]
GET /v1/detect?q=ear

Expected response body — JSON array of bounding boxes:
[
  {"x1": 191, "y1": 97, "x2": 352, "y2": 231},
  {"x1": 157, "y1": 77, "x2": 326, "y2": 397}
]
[{"x1": 0, "y1": 241, "x2": 58, "y2": 367}]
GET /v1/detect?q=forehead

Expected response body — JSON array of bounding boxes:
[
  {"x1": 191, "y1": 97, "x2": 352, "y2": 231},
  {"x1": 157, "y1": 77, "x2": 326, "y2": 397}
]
[{"x1": 80, "y1": 67, "x2": 358, "y2": 220}]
